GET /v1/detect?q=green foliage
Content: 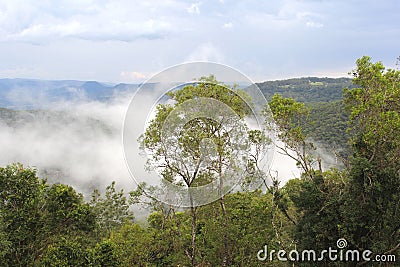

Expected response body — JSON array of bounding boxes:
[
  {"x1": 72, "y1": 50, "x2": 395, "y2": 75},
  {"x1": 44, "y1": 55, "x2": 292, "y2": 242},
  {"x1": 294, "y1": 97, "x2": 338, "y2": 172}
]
[
  {"x1": 341, "y1": 157, "x2": 400, "y2": 255},
  {"x1": 0, "y1": 163, "x2": 46, "y2": 266},
  {"x1": 2, "y1": 57, "x2": 400, "y2": 266},
  {"x1": 0, "y1": 216, "x2": 11, "y2": 261},
  {"x1": 286, "y1": 170, "x2": 346, "y2": 253},
  {"x1": 344, "y1": 55, "x2": 400, "y2": 167},
  {"x1": 303, "y1": 101, "x2": 350, "y2": 158},
  {"x1": 141, "y1": 76, "x2": 253, "y2": 189},
  {"x1": 146, "y1": 211, "x2": 190, "y2": 266},
  {"x1": 257, "y1": 77, "x2": 354, "y2": 103},
  {"x1": 140, "y1": 75, "x2": 258, "y2": 266},
  {"x1": 167, "y1": 75, "x2": 252, "y2": 118},
  {"x1": 41, "y1": 236, "x2": 90, "y2": 267},
  {"x1": 268, "y1": 94, "x2": 310, "y2": 141},
  {"x1": 90, "y1": 181, "x2": 134, "y2": 236},
  {"x1": 108, "y1": 223, "x2": 153, "y2": 266},
  {"x1": 267, "y1": 94, "x2": 316, "y2": 175},
  {"x1": 0, "y1": 164, "x2": 98, "y2": 266},
  {"x1": 91, "y1": 240, "x2": 121, "y2": 267},
  {"x1": 197, "y1": 191, "x2": 283, "y2": 266},
  {"x1": 45, "y1": 183, "x2": 96, "y2": 233},
  {"x1": 341, "y1": 56, "x2": 400, "y2": 263},
  {"x1": 257, "y1": 77, "x2": 354, "y2": 157}
]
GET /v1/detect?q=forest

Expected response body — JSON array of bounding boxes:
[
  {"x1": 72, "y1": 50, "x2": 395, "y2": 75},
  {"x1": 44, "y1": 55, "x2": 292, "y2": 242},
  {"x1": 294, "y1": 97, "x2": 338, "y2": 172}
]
[{"x1": 0, "y1": 56, "x2": 399, "y2": 266}]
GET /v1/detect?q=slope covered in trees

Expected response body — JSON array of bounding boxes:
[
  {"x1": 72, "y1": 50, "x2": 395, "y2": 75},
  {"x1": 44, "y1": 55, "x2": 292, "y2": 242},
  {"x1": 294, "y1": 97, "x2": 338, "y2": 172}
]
[
  {"x1": 303, "y1": 100, "x2": 350, "y2": 157},
  {"x1": 257, "y1": 77, "x2": 353, "y2": 158},
  {"x1": 257, "y1": 77, "x2": 354, "y2": 103}
]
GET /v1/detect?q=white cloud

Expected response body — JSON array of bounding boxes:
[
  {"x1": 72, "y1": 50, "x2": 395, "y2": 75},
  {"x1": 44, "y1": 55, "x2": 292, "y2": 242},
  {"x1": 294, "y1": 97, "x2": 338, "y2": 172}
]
[
  {"x1": 296, "y1": 11, "x2": 324, "y2": 28},
  {"x1": 0, "y1": 92, "x2": 136, "y2": 193},
  {"x1": 0, "y1": 1, "x2": 179, "y2": 43},
  {"x1": 186, "y1": 43, "x2": 224, "y2": 62},
  {"x1": 120, "y1": 71, "x2": 153, "y2": 82},
  {"x1": 296, "y1": 11, "x2": 313, "y2": 20},
  {"x1": 0, "y1": 0, "x2": 399, "y2": 83},
  {"x1": 187, "y1": 2, "x2": 201, "y2": 14},
  {"x1": 306, "y1": 21, "x2": 324, "y2": 28},
  {"x1": 223, "y1": 22, "x2": 233, "y2": 29}
]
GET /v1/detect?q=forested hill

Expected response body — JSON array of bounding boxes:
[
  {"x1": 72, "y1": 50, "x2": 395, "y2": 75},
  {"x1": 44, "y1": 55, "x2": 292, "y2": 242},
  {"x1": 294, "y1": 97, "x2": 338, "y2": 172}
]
[
  {"x1": 255, "y1": 77, "x2": 354, "y2": 157},
  {"x1": 256, "y1": 77, "x2": 354, "y2": 102}
]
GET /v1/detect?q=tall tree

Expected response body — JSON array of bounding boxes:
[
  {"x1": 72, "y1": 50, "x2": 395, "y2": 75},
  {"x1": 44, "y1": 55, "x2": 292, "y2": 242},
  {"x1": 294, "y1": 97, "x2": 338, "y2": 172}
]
[
  {"x1": 0, "y1": 163, "x2": 45, "y2": 266},
  {"x1": 342, "y1": 56, "x2": 400, "y2": 259},
  {"x1": 267, "y1": 94, "x2": 317, "y2": 177},
  {"x1": 266, "y1": 94, "x2": 347, "y2": 264},
  {"x1": 344, "y1": 56, "x2": 400, "y2": 168},
  {"x1": 140, "y1": 75, "x2": 254, "y2": 266}
]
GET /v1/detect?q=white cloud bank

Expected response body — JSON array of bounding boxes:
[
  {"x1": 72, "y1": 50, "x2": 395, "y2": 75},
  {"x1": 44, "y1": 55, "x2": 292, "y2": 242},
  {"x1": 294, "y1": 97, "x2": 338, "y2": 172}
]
[
  {"x1": 0, "y1": 0, "x2": 398, "y2": 82},
  {"x1": 0, "y1": 88, "x2": 302, "y2": 196},
  {"x1": 0, "y1": 91, "x2": 135, "y2": 194}
]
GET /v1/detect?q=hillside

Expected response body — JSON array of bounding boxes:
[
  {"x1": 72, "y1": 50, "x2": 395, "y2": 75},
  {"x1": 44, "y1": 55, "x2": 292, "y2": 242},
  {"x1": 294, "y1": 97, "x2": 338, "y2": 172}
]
[
  {"x1": 303, "y1": 100, "x2": 350, "y2": 158},
  {"x1": 257, "y1": 77, "x2": 354, "y2": 103},
  {"x1": 256, "y1": 77, "x2": 353, "y2": 158}
]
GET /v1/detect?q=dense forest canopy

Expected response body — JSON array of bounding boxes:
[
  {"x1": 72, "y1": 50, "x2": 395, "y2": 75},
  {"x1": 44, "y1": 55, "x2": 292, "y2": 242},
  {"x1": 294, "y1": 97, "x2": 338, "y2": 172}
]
[
  {"x1": 257, "y1": 77, "x2": 355, "y2": 103},
  {"x1": 0, "y1": 56, "x2": 399, "y2": 266}
]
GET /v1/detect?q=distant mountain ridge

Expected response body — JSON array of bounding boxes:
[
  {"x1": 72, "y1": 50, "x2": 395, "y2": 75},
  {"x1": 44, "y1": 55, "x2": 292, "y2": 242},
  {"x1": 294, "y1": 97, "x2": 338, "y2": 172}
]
[
  {"x1": 0, "y1": 78, "x2": 139, "y2": 109},
  {"x1": 0, "y1": 77, "x2": 354, "y2": 109}
]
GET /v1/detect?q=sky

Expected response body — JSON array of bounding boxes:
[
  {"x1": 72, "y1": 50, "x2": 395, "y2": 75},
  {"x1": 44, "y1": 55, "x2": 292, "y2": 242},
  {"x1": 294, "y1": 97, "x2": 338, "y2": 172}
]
[
  {"x1": 1, "y1": 0, "x2": 372, "y2": 199},
  {"x1": 0, "y1": 0, "x2": 399, "y2": 83}
]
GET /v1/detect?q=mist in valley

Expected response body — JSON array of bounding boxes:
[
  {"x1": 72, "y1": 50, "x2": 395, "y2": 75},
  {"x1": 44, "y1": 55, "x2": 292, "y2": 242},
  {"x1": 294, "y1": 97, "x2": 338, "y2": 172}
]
[{"x1": 0, "y1": 81, "x2": 319, "y2": 199}]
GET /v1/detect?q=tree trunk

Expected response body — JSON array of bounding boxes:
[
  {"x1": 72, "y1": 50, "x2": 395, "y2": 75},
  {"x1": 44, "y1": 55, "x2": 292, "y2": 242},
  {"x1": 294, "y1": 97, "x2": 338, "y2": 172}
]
[
  {"x1": 190, "y1": 194, "x2": 197, "y2": 267},
  {"x1": 220, "y1": 195, "x2": 228, "y2": 267},
  {"x1": 219, "y1": 154, "x2": 229, "y2": 267}
]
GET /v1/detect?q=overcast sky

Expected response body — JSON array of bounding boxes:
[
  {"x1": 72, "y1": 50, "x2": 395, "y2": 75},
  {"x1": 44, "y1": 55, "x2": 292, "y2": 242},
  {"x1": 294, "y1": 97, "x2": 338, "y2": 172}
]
[{"x1": 0, "y1": 0, "x2": 399, "y2": 83}]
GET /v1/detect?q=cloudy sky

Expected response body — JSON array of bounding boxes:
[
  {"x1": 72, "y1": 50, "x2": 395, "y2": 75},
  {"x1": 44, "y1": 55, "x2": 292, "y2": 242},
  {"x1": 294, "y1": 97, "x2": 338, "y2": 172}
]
[{"x1": 0, "y1": 0, "x2": 399, "y2": 83}]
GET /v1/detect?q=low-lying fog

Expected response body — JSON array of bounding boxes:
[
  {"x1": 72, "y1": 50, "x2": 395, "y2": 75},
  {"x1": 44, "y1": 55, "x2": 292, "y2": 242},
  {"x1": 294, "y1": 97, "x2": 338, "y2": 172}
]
[{"x1": 0, "y1": 87, "x2": 304, "y2": 197}]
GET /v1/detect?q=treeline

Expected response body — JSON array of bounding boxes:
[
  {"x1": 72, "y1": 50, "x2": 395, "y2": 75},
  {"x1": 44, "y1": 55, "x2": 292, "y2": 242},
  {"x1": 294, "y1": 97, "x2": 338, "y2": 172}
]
[
  {"x1": 0, "y1": 56, "x2": 399, "y2": 266},
  {"x1": 258, "y1": 76, "x2": 353, "y2": 159},
  {"x1": 257, "y1": 77, "x2": 355, "y2": 103},
  {"x1": 0, "y1": 163, "x2": 294, "y2": 266},
  {"x1": 0, "y1": 168, "x2": 133, "y2": 266}
]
